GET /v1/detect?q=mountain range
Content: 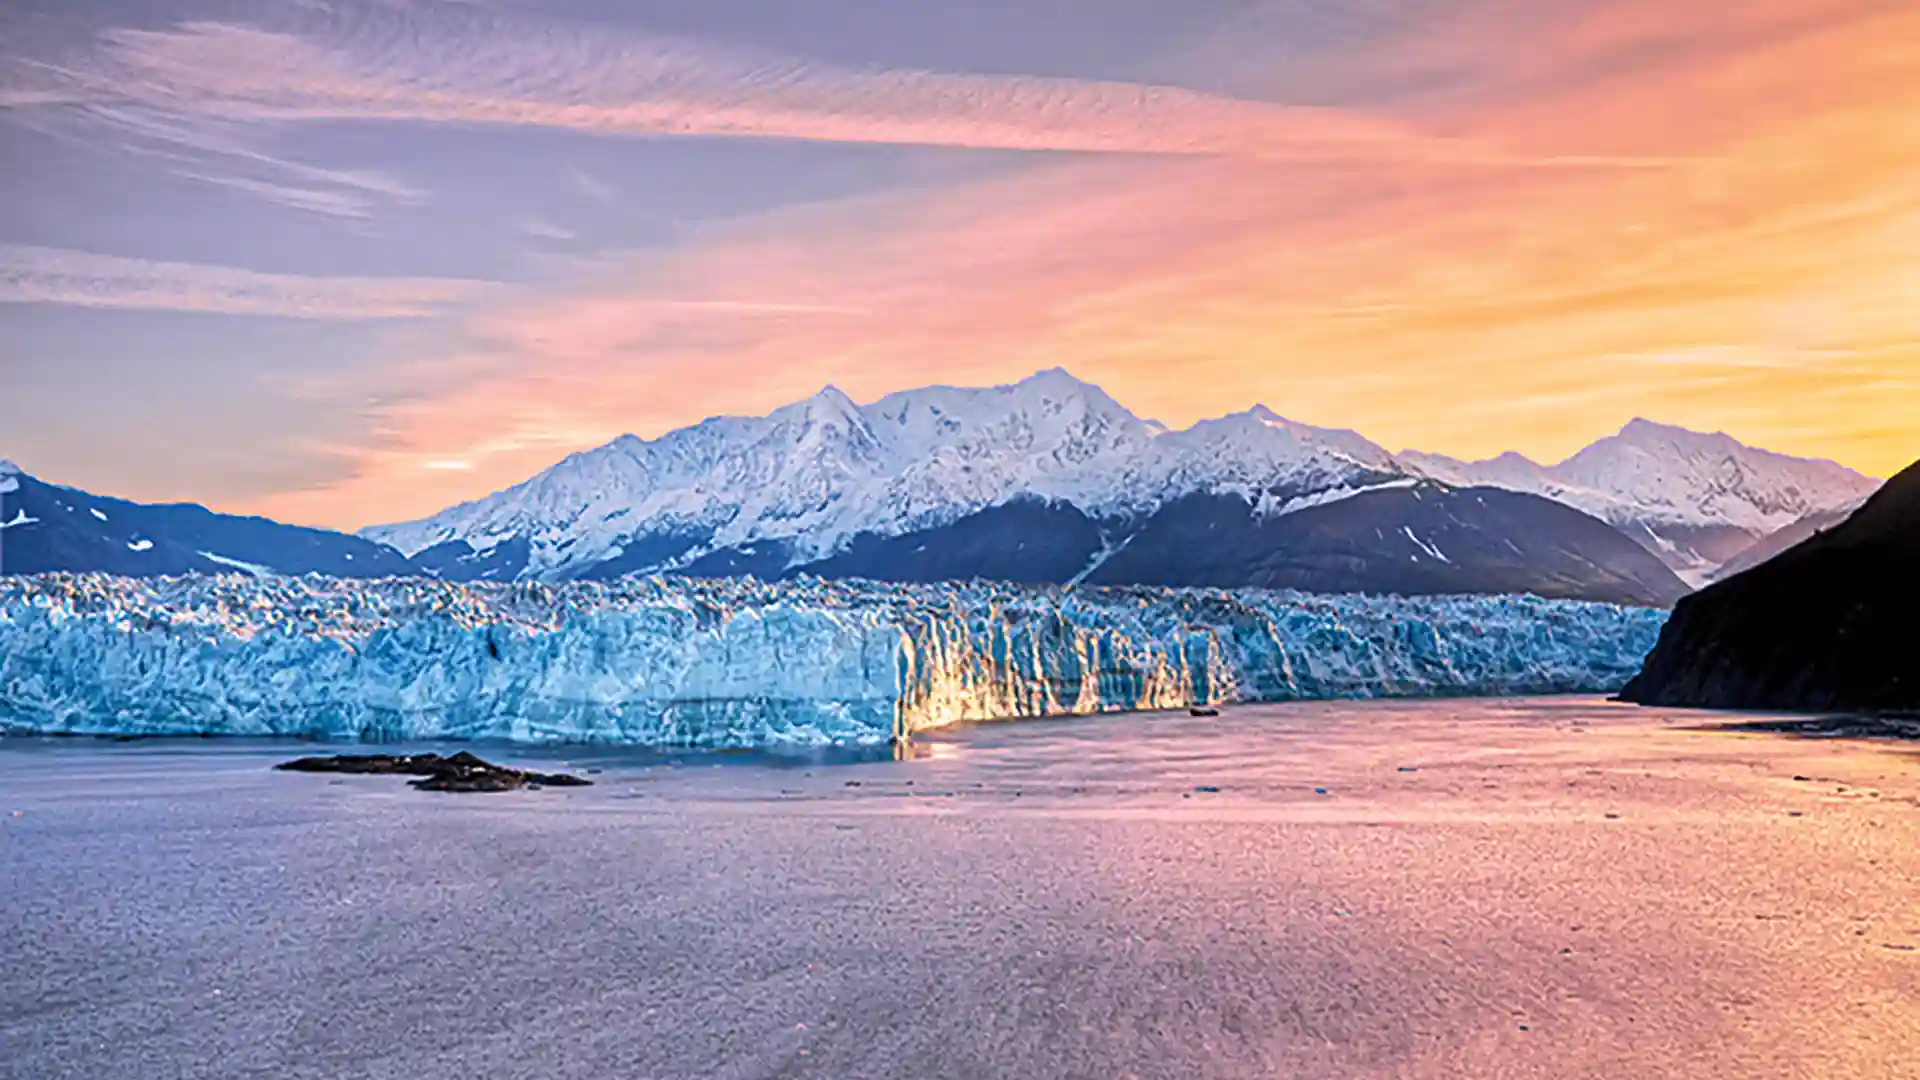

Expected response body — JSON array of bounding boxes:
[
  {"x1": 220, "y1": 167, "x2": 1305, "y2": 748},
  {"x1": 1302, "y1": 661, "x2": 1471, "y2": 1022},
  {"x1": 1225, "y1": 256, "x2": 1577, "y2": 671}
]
[{"x1": 2, "y1": 370, "x2": 1880, "y2": 606}]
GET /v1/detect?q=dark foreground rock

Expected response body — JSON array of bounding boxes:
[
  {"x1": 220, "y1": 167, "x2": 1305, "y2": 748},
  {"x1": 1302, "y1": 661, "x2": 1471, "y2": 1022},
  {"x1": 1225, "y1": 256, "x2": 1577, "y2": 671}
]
[
  {"x1": 1620, "y1": 458, "x2": 1920, "y2": 712},
  {"x1": 275, "y1": 751, "x2": 592, "y2": 793}
]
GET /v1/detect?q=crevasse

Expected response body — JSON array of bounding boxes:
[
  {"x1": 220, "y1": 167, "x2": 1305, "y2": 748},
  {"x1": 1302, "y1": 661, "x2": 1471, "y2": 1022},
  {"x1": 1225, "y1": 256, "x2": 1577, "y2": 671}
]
[{"x1": 0, "y1": 573, "x2": 1665, "y2": 747}]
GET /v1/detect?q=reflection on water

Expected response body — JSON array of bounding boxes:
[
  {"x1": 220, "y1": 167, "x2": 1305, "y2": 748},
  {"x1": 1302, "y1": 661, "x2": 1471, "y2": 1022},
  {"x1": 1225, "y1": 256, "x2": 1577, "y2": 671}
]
[{"x1": 0, "y1": 731, "x2": 913, "y2": 770}]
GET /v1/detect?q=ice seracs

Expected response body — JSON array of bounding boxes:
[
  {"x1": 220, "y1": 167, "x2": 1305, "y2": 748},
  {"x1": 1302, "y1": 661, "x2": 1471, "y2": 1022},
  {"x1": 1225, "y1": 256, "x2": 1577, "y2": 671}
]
[{"x1": 0, "y1": 573, "x2": 1668, "y2": 748}]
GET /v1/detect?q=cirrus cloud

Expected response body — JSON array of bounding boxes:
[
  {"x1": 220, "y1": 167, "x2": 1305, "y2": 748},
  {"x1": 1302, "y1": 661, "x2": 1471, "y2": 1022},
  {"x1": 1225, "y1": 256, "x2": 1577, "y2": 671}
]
[{"x1": 0, "y1": 243, "x2": 501, "y2": 319}]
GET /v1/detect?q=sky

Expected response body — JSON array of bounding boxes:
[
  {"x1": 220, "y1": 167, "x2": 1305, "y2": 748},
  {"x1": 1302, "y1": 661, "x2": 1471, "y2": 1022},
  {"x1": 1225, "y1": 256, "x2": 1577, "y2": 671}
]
[{"x1": 1, "y1": 0, "x2": 1915, "y2": 530}]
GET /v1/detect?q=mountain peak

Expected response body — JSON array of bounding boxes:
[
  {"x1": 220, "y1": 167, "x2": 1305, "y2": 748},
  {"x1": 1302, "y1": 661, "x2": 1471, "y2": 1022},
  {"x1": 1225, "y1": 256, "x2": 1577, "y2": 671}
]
[
  {"x1": 1615, "y1": 417, "x2": 1726, "y2": 445},
  {"x1": 1024, "y1": 365, "x2": 1088, "y2": 386},
  {"x1": 0, "y1": 459, "x2": 20, "y2": 477},
  {"x1": 774, "y1": 383, "x2": 862, "y2": 425}
]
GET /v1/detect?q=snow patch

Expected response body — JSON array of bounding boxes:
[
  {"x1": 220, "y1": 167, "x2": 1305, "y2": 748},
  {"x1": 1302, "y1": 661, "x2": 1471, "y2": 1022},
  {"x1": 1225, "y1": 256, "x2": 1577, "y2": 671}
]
[
  {"x1": 196, "y1": 551, "x2": 275, "y2": 577},
  {"x1": 127, "y1": 539, "x2": 153, "y2": 552},
  {"x1": 0, "y1": 510, "x2": 36, "y2": 530},
  {"x1": 89, "y1": 508, "x2": 107, "y2": 522},
  {"x1": 1257, "y1": 477, "x2": 1419, "y2": 519},
  {"x1": 1067, "y1": 532, "x2": 1134, "y2": 586},
  {"x1": 1401, "y1": 527, "x2": 1451, "y2": 563}
]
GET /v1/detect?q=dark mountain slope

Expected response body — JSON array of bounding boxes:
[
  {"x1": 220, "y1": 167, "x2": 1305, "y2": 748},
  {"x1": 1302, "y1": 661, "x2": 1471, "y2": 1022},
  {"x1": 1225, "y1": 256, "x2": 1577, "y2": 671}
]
[
  {"x1": 0, "y1": 465, "x2": 414, "y2": 578},
  {"x1": 1085, "y1": 483, "x2": 1688, "y2": 606},
  {"x1": 792, "y1": 499, "x2": 1107, "y2": 585},
  {"x1": 1620, "y1": 461, "x2": 1918, "y2": 711},
  {"x1": 1704, "y1": 502, "x2": 1862, "y2": 583}
]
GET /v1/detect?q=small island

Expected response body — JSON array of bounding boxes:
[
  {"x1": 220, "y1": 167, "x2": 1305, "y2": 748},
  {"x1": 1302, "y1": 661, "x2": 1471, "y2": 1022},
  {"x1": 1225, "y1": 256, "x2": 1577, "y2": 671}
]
[{"x1": 275, "y1": 751, "x2": 593, "y2": 793}]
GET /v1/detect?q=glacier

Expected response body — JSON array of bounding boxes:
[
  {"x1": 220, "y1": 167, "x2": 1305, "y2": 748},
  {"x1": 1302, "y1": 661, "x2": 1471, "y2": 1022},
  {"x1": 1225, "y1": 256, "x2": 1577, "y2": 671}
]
[{"x1": 0, "y1": 573, "x2": 1665, "y2": 748}]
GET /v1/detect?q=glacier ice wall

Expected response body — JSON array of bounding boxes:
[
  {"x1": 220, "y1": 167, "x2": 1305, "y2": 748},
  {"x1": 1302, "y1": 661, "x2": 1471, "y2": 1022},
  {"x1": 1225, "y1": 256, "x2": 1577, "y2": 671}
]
[{"x1": 0, "y1": 574, "x2": 1665, "y2": 747}]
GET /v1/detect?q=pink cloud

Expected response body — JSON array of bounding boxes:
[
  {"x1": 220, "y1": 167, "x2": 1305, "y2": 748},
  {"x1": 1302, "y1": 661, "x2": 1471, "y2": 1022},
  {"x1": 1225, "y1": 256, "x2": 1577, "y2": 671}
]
[
  {"x1": 193, "y1": 0, "x2": 1920, "y2": 528},
  {"x1": 83, "y1": 9, "x2": 1489, "y2": 162}
]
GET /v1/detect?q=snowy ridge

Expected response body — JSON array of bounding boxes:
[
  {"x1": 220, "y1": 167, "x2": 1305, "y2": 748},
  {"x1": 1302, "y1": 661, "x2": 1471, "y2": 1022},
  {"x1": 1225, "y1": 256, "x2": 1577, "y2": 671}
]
[
  {"x1": 363, "y1": 371, "x2": 1873, "y2": 586},
  {"x1": 1401, "y1": 419, "x2": 1878, "y2": 583},
  {"x1": 0, "y1": 574, "x2": 1665, "y2": 748},
  {"x1": 1403, "y1": 419, "x2": 1876, "y2": 536},
  {"x1": 363, "y1": 369, "x2": 1407, "y2": 579}
]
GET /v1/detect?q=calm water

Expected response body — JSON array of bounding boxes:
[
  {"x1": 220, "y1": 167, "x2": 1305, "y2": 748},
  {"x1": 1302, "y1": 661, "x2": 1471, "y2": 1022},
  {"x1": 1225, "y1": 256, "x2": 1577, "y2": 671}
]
[{"x1": 3, "y1": 698, "x2": 1916, "y2": 1079}]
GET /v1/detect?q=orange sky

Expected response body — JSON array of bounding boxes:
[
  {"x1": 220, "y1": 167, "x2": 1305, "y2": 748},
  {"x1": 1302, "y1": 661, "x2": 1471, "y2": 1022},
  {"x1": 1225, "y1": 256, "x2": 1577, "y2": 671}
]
[{"x1": 225, "y1": 0, "x2": 1918, "y2": 528}]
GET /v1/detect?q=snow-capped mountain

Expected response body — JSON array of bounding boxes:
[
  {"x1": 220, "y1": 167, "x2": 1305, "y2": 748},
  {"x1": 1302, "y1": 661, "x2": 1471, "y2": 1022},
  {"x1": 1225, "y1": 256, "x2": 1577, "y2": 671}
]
[
  {"x1": 363, "y1": 370, "x2": 1869, "y2": 603},
  {"x1": 5, "y1": 370, "x2": 1863, "y2": 610},
  {"x1": 366, "y1": 368, "x2": 1405, "y2": 580},
  {"x1": 0, "y1": 461, "x2": 414, "y2": 579},
  {"x1": 1401, "y1": 419, "x2": 1879, "y2": 585}
]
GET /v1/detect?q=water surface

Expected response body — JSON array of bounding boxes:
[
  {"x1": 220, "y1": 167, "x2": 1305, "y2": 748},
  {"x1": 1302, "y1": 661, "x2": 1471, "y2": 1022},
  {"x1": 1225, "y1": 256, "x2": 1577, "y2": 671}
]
[{"x1": 3, "y1": 697, "x2": 1915, "y2": 1079}]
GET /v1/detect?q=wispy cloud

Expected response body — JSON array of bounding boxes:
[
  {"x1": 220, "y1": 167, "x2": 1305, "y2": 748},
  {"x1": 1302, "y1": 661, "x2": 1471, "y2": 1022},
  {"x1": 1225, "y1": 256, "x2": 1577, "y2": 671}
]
[
  {"x1": 1, "y1": 9, "x2": 424, "y2": 219},
  {"x1": 516, "y1": 217, "x2": 577, "y2": 242},
  {"x1": 0, "y1": 244, "x2": 499, "y2": 318},
  {"x1": 166, "y1": 169, "x2": 386, "y2": 219},
  {"x1": 18, "y1": 2, "x2": 1523, "y2": 165},
  {"x1": 566, "y1": 165, "x2": 615, "y2": 206},
  {"x1": 4, "y1": 96, "x2": 425, "y2": 219}
]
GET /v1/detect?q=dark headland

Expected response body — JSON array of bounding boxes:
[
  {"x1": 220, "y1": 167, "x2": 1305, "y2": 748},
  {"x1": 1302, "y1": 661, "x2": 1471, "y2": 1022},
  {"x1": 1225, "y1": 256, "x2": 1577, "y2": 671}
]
[{"x1": 1620, "y1": 457, "x2": 1919, "y2": 713}]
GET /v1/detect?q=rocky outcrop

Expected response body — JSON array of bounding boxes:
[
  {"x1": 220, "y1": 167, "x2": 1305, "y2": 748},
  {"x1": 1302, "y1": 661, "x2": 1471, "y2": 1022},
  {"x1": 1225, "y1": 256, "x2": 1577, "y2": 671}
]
[{"x1": 276, "y1": 752, "x2": 592, "y2": 793}]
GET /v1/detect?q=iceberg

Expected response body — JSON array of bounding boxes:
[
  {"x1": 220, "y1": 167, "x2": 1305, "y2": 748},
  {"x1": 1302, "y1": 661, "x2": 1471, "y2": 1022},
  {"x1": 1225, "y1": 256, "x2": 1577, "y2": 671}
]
[{"x1": 0, "y1": 573, "x2": 1665, "y2": 748}]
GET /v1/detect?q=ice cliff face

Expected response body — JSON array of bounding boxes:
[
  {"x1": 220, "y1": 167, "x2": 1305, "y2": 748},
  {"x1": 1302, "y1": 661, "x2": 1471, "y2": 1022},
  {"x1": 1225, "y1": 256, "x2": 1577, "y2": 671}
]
[{"x1": 0, "y1": 574, "x2": 1665, "y2": 748}]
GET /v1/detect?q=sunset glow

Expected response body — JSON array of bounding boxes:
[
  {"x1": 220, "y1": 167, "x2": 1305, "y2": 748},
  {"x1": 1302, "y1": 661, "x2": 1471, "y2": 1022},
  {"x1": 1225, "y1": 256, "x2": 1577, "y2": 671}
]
[{"x1": 3, "y1": 0, "x2": 1914, "y2": 528}]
